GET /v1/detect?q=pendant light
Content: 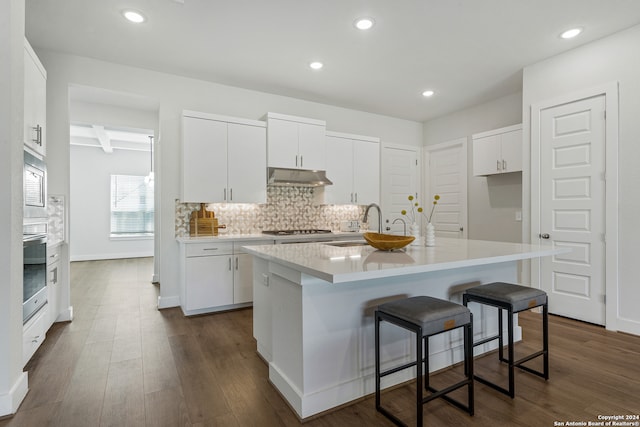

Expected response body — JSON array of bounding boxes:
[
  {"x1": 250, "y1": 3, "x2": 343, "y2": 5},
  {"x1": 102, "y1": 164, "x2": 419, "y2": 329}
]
[{"x1": 145, "y1": 135, "x2": 154, "y2": 187}]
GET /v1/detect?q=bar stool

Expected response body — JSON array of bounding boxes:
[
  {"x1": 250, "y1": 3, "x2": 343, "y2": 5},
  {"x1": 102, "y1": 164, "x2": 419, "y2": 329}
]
[
  {"x1": 463, "y1": 282, "x2": 549, "y2": 398},
  {"x1": 375, "y1": 296, "x2": 474, "y2": 427}
]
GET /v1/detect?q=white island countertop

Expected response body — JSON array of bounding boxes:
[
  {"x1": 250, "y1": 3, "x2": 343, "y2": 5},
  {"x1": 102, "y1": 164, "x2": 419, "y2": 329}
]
[{"x1": 243, "y1": 237, "x2": 567, "y2": 284}]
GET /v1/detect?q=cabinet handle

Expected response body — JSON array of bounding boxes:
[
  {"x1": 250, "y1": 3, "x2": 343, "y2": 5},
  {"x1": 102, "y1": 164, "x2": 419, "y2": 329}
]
[
  {"x1": 350, "y1": 193, "x2": 353, "y2": 203},
  {"x1": 295, "y1": 155, "x2": 298, "y2": 167},
  {"x1": 228, "y1": 257, "x2": 232, "y2": 271},
  {"x1": 235, "y1": 256, "x2": 239, "y2": 270},
  {"x1": 203, "y1": 248, "x2": 219, "y2": 251},
  {"x1": 503, "y1": 159, "x2": 507, "y2": 170},
  {"x1": 33, "y1": 125, "x2": 42, "y2": 146},
  {"x1": 497, "y1": 160, "x2": 501, "y2": 171},
  {"x1": 223, "y1": 188, "x2": 227, "y2": 201},
  {"x1": 300, "y1": 155, "x2": 303, "y2": 168},
  {"x1": 354, "y1": 193, "x2": 358, "y2": 203},
  {"x1": 230, "y1": 188, "x2": 233, "y2": 201}
]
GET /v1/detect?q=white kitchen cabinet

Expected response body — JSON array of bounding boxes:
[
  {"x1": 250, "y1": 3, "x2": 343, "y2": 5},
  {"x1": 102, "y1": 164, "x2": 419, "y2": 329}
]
[
  {"x1": 472, "y1": 124, "x2": 522, "y2": 176},
  {"x1": 182, "y1": 111, "x2": 266, "y2": 203},
  {"x1": 325, "y1": 132, "x2": 380, "y2": 205},
  {"x1": 182, "y1": 242, "x2": 234, "y2": 312},
  {"x1": 267, "y1": 113, "x2": 326, "y2": 170},
  {"x1": 24, "y1": 38, "x2": 46, "y2": 156},
  {"x1": 47, "y1": 245, "x2": 61, "y2": 328},
  {"x1": 179, "y1": 239, "x2": 274, "y2": 315},
  {"x1": 233, "y1": 239, "x2": 272, "y2": 304},
  {"x1": 23, "y1": 305, "x2": 48, "y2": 367}
]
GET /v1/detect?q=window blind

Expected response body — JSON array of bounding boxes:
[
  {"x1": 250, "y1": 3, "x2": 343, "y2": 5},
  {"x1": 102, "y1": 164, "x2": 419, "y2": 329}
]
[{"x1": 110, "y1": 174, "x2": 154, "y2": 236}]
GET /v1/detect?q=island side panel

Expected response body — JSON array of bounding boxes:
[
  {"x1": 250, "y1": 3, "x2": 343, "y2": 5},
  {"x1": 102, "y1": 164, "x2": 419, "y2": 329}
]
[{"x1": 261, "y1": 260, "x2": 518, "y2": 419}]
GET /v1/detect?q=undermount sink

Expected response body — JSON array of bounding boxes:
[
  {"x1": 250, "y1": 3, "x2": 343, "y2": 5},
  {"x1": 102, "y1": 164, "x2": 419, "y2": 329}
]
[{"x1": 324, "y1": 241, "x2": 369, "y2": 247}]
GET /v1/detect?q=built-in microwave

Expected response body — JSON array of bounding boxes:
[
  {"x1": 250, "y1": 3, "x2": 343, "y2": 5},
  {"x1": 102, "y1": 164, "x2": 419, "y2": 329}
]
[{"x1": 24, "y1": 149, "x2": 47, "y2": 219}]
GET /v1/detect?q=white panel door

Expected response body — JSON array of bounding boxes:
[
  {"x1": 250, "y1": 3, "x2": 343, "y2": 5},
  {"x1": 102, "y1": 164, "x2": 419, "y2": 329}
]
[
  {"x1": 426, "y1": 139, "x2": 467, "y2": 238},
  {"x1": 539, "y1": 95, "x2": 606, "y2": 325},
  {"x1": 267, "y1": 118, "x2": 298, "y2": 168},
  {"x1": 381, "y1": 146, "x2": 418, "y2": 235},
  {"x1": 353, "y1": 140, "x2": 380, "y2": 205},
  {"x1": 298, "y1": 123, "x2": 326, "y2": 170}
]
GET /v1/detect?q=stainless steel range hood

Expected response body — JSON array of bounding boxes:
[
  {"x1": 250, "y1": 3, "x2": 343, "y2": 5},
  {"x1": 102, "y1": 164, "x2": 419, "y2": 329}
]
[{"x1": 267, "y1": 167, "x2": 333, "y2": 187}]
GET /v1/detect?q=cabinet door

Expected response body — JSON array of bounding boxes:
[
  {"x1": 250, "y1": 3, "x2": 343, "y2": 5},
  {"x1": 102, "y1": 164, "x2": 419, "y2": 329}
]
[
  {"x1": 227, "y1": 123, "x2": 266, "y2": 203},
  {"x1": 500, "y1": 129, "x2": 523, "y2": 173},
  {"x1": 185, "y1": 255, "x2": 233, "y2": 311},
  {"x1": 182, "y1": 117, "x2": 228, "y2": 202},
  {"x1": 24, "y1": 46, "x2": 46, "y2": 156},
  {"x1": 297, "y1": 123, "x2": 326, "y2": 170},
  {"x1": 234, "y1": 253, "x2": 253, "y2": 304},
  {"x1": 353, "y1": 140, "x2": 380, "y2": 205},
  {"x1": 267, "y1": 118, "x2": 298, "y2": 168},
  {"x1": 472, "y1": 135, "x2": 501, "y2": 176},
  {"x1": 324, "y1": 136, "x2": 354, "y2": 204}
]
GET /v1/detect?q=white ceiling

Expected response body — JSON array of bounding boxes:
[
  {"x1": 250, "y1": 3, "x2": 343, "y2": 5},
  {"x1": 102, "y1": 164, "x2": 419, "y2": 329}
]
[{"x1": 25, "y1": 0, "x2": 640, "y2": 122}]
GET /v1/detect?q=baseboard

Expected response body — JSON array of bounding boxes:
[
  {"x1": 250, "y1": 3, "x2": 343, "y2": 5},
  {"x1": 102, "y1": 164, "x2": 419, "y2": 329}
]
[
  {"x1": 56, "y1": 306, "x2": 73, "y2": 322},
  {"x1": 617, "y1": 317, "x2": 640, "y2": 336},
  {"x1": 70, "y1": 252, "x2": 153, "y2": 262},
  {"x1": 157, "y1": 295, "x2": 180, "y2": 309},
  {"x1": 0, "y1": 372, "x2": 28, "y2": 417}
]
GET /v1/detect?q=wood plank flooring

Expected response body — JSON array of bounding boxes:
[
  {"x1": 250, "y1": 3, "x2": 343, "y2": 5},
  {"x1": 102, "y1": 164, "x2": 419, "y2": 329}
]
[{"x1": 2, "y1": 257, "x2": 639, "y2": 426}]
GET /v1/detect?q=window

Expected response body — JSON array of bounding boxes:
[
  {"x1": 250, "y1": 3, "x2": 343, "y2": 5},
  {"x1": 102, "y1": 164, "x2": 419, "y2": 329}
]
[{"x1": 110, "y1": 174, "x2": 154, "y2": 237}]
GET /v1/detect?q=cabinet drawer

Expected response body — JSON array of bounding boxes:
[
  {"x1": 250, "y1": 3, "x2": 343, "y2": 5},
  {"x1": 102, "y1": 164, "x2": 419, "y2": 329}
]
[
  {"x1": 47, "y1": 245, "x2": 60, "y2": 265},
  {"x1": 23, "y1": 305, "x2": 48, "y2": 366},
  {"x1": 185, "y1": 242, "x2": 233, "y2": 257}
]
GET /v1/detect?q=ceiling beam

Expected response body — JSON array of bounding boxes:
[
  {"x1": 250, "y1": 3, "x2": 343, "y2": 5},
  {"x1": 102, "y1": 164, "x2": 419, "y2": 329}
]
[{"x1": 92, "y1": 125, "x2": 113, "y2": 153}]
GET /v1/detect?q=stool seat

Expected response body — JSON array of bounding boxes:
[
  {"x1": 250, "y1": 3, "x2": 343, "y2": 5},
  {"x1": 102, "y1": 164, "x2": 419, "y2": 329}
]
[
  {"x1": 465, "y1": 282, "x2": 547, "y2": 312},
  {"x1": 378, "y1": 296, "x2": 471, "y2": 336}
]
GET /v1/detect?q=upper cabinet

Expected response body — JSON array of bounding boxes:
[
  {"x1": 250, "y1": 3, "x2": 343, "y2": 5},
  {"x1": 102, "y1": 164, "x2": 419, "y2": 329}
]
[
  {"x1": 325, "y1": 132, "x2": 380, "y2": 205},
  {"x1": 266, "y1": 113, "x2": 326, "y2": 170},
  {"x1": 182, "y1": 111, "x2": 266, "y2": 203},
  {"x1": 24, "y1": 39, "x2": 47, "y2": 156},
  {"x1": 472, "y1": 124, "x2": 522, "y2": 176}
]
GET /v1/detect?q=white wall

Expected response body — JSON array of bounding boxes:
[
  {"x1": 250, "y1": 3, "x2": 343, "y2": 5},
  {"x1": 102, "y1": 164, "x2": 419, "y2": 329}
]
[
  {"x1": 70, "y1": 145, "x2": 154, "y2": 261},
  {"x1": 0, "y1": 0, "x2": 29, "y2": 416},
  {"x1": 38, "y1": 50, "x2": 423, "y2": 309},
  {"x1": 422, "y1": 92, "x2": 523, "y2": 243},
  {"x1": 522, "y1": 24, "x2": 640, "y2": 334}
]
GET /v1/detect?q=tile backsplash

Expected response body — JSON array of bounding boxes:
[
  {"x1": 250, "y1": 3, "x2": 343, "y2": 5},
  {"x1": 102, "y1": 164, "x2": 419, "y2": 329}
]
[{"x1": 175, "y1": 186, "x2": 365, "y2": 237}]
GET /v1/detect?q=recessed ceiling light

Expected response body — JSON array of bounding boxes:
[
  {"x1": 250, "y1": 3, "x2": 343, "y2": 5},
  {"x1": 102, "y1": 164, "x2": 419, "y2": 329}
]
[
  {"x1": 560, "y1": 28, "x2": 582, "y2": 39},
  {"x1": 422, "y1": 90, "x2": 435, "y2": 97},
  {"x1": 309, "y1": 61, "x2": 324, "y2": 70},
  {"x1": 122, "y1": 10, "x2": 146, "y2": 23},
  {"x1": 354, "y1": 18, "x2": 375, "y2": 30}
]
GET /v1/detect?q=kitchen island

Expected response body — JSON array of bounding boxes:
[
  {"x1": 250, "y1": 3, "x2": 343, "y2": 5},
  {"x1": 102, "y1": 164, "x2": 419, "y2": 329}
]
[{"x1": 243, "y1": 238, "x2": 566, "y2": 419}]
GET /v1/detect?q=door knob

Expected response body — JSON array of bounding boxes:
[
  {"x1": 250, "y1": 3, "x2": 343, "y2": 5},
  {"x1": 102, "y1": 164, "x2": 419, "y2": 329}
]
[{"x1": 539, "y1": 233, "x2": 550, "y2": 239}]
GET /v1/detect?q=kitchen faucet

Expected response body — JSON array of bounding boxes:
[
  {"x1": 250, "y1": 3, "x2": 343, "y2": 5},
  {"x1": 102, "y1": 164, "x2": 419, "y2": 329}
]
[
  {"x1": 363, "y1": 203, "x2": 382, "y2": 233},
  {"x1": 392, "y1": 218, "x2": 407, "y2": 236}
]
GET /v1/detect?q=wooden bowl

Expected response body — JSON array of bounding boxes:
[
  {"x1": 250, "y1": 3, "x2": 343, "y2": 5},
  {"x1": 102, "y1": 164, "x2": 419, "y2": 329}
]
[{"x1": 363, "y1": 232, "x2": 415, "y2": 251}]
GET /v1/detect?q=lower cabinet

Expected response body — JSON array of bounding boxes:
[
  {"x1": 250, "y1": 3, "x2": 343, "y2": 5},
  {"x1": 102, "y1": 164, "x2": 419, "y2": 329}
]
[
  {"x1": 23, "y1": 304, "x2": 48, "y2": 367},
  {"x1": 180, "y1": 239, "x2": 273, "y2": 315},
  {"x1": 47, "y1": 245, "x2": 61, "y2": 328}
]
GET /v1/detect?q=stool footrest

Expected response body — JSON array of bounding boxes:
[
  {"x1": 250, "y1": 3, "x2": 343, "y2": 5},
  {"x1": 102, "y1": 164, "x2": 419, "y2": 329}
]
[
  {"x1": 380, "y1": 360, "x2": 418, "y2": 378},
  {"x1": 473, "y1": 334, "x2": 500, "y2": 347},
  {"x1": 473, "y1": 374, "x2": 513, "y2": 397},
  {"x1": 427, "y1": 384, "x2": 474, "y2": 413}
]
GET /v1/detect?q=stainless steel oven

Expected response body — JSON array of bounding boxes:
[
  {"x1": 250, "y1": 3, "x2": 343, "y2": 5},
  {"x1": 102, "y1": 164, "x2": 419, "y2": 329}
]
[
  {"x1": 23, "y1": 222, "x2": 48, "y2": 323},
  {"x1": 24, "y1": 150, "x2": 47, "y2": 219}
]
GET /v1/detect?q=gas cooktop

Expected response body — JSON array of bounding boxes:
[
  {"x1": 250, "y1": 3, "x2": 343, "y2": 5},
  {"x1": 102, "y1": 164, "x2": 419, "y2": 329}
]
[{"x1": 262, "y1": 229, "x2": 332, "y2": 236}]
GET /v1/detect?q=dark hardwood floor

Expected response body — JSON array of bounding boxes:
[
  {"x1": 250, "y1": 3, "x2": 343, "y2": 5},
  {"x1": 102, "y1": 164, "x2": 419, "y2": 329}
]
[{"x1": 2, "y1": 258, "x2": 639, "y2": 426}]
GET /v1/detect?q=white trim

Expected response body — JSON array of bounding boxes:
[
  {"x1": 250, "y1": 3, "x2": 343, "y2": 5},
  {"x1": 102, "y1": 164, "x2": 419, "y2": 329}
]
[
  {"x1": 529, "y1": 81, "x2": 619, "y2": 331},
  {"x1": 182, "y1": 110, "x2": 266, "y2": 127},
  {"x1": 472, "y1": 123, "x2": 522, "y2": 140},
  {"x1": 325, "y1": 130, "x2": 379, "y2": 143},
  {"x1": 0, "y1": 372, "x2": 28, "y2": 417},
  {"x1": 264, "y1": 112, "x2": 325, "y2": 126},
  {"x1": 157, "y1": 295, "x2": 180, "y2": 309},
  {"x1": 423, "y1": 138, "x2": 468, "y2": 239},
  {"x1": 70, "y1": 252, "x2": 153, "y2": 262}
]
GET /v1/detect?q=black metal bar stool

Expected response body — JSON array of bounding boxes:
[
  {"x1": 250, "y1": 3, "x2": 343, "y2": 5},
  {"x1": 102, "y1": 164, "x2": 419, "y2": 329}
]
[
  {"x1": 463, "y1": 282, "x2": 549, "y2": 398},
  {"x1": 375, "y1": 296, "x2": 474, "y2": 427}
]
